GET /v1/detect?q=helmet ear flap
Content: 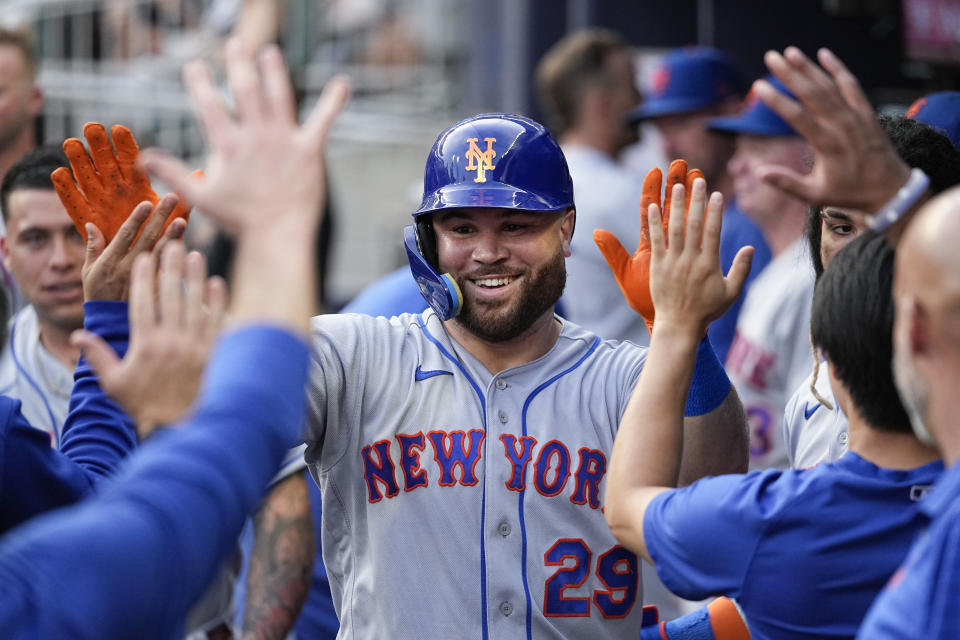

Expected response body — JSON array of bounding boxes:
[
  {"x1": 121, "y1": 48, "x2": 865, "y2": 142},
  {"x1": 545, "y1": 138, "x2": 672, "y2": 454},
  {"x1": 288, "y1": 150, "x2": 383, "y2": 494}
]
[
  {"x1": 415, "y1": 216, "x2": 440, "y2": 270},
  {"x1": 404, "y1": 224, "x2": 463, "y2": 320}
]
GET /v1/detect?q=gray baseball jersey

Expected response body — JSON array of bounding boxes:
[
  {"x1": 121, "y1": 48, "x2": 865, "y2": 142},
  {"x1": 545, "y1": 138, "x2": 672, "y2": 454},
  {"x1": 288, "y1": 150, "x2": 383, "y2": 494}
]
[
  {"x1": 0, "y1": 306, "x2": 73, "y2": 445},
  {"x1": 305, "y1": 309, "x2": 648, "y2": 639},
  {"x1": 725, "y1": 239, "x2": 816, "y2": 469},
  {"x1": 783, "y1": 360, "x2": 849, "y2": 469}
]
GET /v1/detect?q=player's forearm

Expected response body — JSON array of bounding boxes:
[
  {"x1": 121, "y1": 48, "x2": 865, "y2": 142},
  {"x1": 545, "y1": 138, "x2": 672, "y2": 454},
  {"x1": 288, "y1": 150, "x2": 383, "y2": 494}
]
[
  {"x1": 242, "y1": 472, "x2": 315, "y2": 640},
  {"x1": 678, "y1": 387, "x2": 749, "y2": 485},
  {"x1": 59, "y1": 301, "x2": 138, "y2": 483},
  {"x1": 0, "y1": 328, "x2": 309, "y2": 639},
  {"x1": 230, "y1": 219, "x2": 317, "y2": 338},
  {"x1": 605, "y1": 326, "x2": 699, "y2": 552}
]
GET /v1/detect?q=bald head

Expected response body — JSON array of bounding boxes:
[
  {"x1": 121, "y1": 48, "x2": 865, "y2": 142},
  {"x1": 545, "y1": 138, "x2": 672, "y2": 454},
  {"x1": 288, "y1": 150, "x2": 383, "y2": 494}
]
[
  {"x1": 894, "y1": 186, "x2": 960, "y2": 459},
  {"x1": 898, "y1": 186, "x2": 960, "y2": 314}
]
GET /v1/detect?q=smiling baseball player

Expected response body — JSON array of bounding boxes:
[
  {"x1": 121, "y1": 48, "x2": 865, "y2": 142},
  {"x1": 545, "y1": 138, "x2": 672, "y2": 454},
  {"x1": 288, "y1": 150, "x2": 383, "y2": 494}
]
[{"x1": 303, "y1": 114, "x2": 748, "y2": 639}]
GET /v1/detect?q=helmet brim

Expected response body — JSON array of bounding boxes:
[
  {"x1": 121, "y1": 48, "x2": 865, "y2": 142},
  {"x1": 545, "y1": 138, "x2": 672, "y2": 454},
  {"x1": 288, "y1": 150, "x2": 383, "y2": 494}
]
[{"x1": 413, "y1": 182, "x2": 571, "y2": 217}]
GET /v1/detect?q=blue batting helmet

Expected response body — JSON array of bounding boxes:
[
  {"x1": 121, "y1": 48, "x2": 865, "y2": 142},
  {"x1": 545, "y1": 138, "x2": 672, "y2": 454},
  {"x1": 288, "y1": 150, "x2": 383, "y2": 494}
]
[
  {"x1": 405, "y1": 113, "x2": 575, "y2": 320},
  {"x1": 413, "y1": 113, "x2": 575, "y2": 217}
]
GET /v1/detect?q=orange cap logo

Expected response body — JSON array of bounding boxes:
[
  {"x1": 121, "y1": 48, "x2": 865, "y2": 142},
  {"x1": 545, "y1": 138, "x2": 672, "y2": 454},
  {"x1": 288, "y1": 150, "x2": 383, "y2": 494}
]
[
  {"x1": 651, "y1": 67, "x2": 671, "y2": 96},
  {"x1": 465, "y1": 137, "x2": 497, "y2": 183},
  {"x1": 906, "y1": 97, "x2": 927, "y2": 120}
]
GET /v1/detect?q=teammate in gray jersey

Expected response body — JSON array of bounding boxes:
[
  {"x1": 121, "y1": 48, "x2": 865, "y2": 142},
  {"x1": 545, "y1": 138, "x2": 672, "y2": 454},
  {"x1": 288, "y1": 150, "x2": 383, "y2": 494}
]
[{"x1": 303, "y1": 113, "x2": 748, "y2": 638}]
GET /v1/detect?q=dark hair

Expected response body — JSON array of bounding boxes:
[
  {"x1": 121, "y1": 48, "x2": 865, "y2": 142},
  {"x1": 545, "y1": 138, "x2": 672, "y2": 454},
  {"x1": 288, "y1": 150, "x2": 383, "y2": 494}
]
[
  {"x1": 806, "y1": 115, "x2": 960, "y2": 279},
  {"x1": 0, "y1": 145, "x2": 68, "y2": 220},
  {"x1": 810, "y1": 231, "x2": 910, "y2": 433},
  {"x1": 535, "y1": 29, "x2": 628, "y2": 137}
]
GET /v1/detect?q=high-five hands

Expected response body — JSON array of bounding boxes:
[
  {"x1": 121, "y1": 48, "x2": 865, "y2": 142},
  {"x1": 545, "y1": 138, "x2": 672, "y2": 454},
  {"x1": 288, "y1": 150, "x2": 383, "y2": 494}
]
[
  {"x1": 72, "y1": 243, "x2": 228, "y2": 440},
  {"x1": 80, "y1": 194, "x2": 186, "y2": 302},
  {"x1": 753, "y1": 47, "x2": 911, "y2": 214},
  {"x1": 594, "y1": 159, "x2": 704, "y2": 334},
  {"x1": 647, "y1": 177, "x2": 753, "y2": 338},
  {"x1": 52, "y1": 123, "x2": 193, "y2": 243},
  {"x1": 140, "y1": 41, "x2": 350, "y2": 237}
]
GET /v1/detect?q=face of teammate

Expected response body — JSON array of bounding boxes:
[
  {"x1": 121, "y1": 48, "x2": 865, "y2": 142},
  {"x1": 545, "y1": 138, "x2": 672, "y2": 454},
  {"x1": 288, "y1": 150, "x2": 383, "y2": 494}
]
[
  {"x1": 652, "y1": 110, "x2": 735, "y2": 186},
  {"x1": 727, "y1": 134, "x2": 810, "y2": 226},
  {"x1": 819, "y1": 206, "x2": 868, "y2": 269},
  {"x1": 1, "y1": 189, "x2": 85, "y2": 331},
  {"x1": 0, "y1": 44, "x2": 41, "y2": 152},
  {"x1": 433, "y1": 207, "x2": 573, "y2": 343}
]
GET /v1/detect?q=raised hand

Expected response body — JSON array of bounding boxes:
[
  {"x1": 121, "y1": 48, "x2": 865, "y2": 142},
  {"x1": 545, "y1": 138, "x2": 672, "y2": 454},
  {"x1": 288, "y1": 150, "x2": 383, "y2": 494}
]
[
  {"x1": 593, "y1": 159, "x2": 703, "y2": 333},
  {"x1": 139, "y1": 40, "x2": 350, "y2": 335},
  {"x1": 81, "y1": 194, "x2": 187, "y2": 302},
  {"x1": 72, "y1": 243, "x2": 228, "y2": 439},
  {"x1": 754, "y1": 47, "x2": 911, "y2": 212},
  {"x1": 647, "y1": 179, "x2": 753, "y2": 338},
  {"x1": 141, "y1": 41, "x2": 350, "y2": 237},
  {"x1": 52, "y1": 123, "x2": 193, "y2": 242}
]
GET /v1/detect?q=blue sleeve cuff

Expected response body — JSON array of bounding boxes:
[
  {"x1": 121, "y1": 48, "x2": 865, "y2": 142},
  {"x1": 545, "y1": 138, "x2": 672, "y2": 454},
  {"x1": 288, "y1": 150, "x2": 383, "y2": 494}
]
[
  {"x1": 684, "y1": 337, "x2": 731, "y2": 417},
  {"x1": 82, "y1": 301, "x2": 130, "y2": 359}
]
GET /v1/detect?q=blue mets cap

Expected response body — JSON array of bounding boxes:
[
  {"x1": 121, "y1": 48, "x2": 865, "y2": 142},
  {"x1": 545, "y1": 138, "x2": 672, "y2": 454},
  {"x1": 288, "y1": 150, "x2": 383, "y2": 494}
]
[
  {"x1": 907, "y1": 91, "x2": 960, "y2": 151},
  {"x1": 628, "y1": 47, "x2": 745, "y2": 122},
  {"x1": 707, "y1": 75, "x2": 798, "y2": 137}
]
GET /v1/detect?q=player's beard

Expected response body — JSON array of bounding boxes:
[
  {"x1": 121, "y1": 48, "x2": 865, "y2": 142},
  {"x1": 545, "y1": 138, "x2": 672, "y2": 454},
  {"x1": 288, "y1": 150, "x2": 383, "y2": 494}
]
[
  {"x1": 892, "y1": 344, "x2": 935, "y2": 446},
  {"x1": 453, "y1": 247, "x2": 565, "y2": 343}
]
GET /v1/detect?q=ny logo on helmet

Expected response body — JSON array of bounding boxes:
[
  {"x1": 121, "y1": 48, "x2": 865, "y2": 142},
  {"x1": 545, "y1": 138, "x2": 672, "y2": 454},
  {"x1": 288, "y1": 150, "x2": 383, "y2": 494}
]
[{"x1": 465, "y1": 137, "x2": 497, "y2": 183}]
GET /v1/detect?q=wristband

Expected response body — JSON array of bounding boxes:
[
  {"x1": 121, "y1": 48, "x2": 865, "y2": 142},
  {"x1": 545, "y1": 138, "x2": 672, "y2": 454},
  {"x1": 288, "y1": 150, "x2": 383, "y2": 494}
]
[
  {"x1": 684, "y1": 337, "x2": 731, "y2": 417},
  {"x1": 868, "y1": 168, "x2": 930, "y2": 232}
]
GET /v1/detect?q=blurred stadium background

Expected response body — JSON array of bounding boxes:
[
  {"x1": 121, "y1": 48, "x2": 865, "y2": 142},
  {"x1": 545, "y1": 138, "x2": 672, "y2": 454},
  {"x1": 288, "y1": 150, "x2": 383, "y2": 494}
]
[{"x1": 2, "y1": 0, "x2": 957, "y2": 307}]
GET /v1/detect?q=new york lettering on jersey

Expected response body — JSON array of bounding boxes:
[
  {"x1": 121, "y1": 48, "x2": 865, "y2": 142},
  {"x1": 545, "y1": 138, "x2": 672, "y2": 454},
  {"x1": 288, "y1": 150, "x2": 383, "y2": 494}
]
[
  {"x1": 306, "y1": 310, "x2": 648, "y2": 638},
  {"x1": 361, "y1": 430, "x2": 607, "y2": 509}
]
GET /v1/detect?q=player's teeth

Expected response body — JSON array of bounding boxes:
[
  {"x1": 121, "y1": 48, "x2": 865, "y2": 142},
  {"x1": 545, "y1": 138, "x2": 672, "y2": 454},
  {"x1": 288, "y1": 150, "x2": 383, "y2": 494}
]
[{"x1": 475, "y1": 277, "x2": 512, "y2": 287}]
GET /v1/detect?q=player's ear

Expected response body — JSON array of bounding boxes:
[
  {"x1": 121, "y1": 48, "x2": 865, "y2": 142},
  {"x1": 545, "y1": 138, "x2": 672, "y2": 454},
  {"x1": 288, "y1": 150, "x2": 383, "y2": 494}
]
[
  {"x1": 905, "y1": 296, "x2": 930, "y2": 357},
  {"x1": 824, "y1": 359, "x2": 850, "y2": 416},
  {"x1": 560, "y1": 208, "x2": 575, "y2": 257},
  {"x1": 28, "y1": 86, "x2": 44, "y2": 117}
]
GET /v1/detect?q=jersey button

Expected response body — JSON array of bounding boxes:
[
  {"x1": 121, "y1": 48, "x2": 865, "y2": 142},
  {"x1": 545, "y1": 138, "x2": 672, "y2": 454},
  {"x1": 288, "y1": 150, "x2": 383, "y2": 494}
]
[
  {"x1": 499, "y1": 601, "x2": 514, "y2": 617},
  {"x1": 495, "y1": 379, "x2": 508, "y2": 390},
  {"x1": 498, "y1": 411, "x2": 509, "y2": 424},
  {"x1": 498, "y1": 521, "x2": 511, "y2": 537}
]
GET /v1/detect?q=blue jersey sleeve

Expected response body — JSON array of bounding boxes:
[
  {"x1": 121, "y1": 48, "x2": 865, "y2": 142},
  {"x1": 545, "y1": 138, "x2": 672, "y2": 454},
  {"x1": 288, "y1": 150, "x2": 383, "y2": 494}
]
[
  {"x1": 0, "y1": 398, "x2": 93, "y2": 534},
  {"x1": 0, "y1": 326, "x2": 309, "y2": 640},
  {"x1": 643, "y1": 470, "x2": 785, "y2": 600},
  {"x1": 58, "y1": 301, "x2": 138, "y2": 482}
]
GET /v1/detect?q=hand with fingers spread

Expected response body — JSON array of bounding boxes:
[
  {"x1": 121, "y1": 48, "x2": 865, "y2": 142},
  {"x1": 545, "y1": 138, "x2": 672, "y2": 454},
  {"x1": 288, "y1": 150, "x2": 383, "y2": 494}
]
[
  {"x1": 81, "y1": 194, "x2": 187, "y2": 302},
  {"x1": 647, "y1": 179, "x2": 754, "y2": 339},
  {"x1": 52, "y1": 122, "x2": 193, "y2": 243},
  {"x1": 753, "y1": 47, "x2": 911, "y2": 213},
  {"x1": 141, "y1": 40, "x2": 350, "y2": 335},
  {"x1": 593, "y1": 159, "x2": 704, "y2": 334},
  {"x1": 141, "y1": 41, "x2": 349, "y2": 238},
  {"x1": 72, "y1": 244, "x2": 228, "y2": 439}
]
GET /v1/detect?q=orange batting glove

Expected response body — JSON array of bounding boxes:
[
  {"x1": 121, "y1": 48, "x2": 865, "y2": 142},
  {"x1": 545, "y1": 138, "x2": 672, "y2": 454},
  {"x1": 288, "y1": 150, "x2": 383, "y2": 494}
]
[
  {"x1": 593, "y1": 159, "x2": 704, "y2": 334},
  {"x1": 52, "y1": 122, "x2": 194, "y2": 243}
]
